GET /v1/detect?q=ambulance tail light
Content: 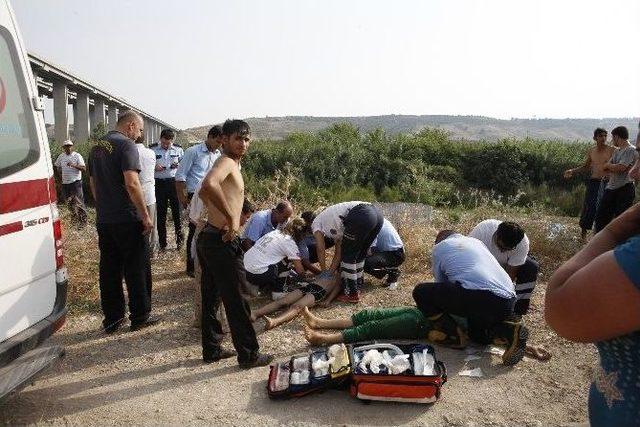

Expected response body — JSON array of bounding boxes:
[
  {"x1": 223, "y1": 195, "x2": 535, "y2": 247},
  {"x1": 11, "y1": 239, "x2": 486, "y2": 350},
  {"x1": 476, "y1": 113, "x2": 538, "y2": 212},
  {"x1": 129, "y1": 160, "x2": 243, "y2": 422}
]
[{"x1": 52, "y1": 204, "x2": 64, "y2": 269}]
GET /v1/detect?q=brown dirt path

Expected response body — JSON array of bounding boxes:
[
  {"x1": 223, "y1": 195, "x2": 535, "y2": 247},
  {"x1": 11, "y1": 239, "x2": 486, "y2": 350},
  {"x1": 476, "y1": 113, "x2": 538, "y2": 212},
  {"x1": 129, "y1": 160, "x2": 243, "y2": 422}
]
[{"x1": 0, "y1": 247, "x2": 596, "y2": 426}]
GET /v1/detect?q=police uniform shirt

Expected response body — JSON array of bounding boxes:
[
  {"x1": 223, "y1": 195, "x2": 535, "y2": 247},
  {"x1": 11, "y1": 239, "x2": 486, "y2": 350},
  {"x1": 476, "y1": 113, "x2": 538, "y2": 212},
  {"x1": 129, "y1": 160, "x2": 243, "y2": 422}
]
[
  {"x1": 175, "y1": 142, "x2": 221, "y2": 193},
  {"x1": 241, "y1": 209, "x2": 278, "y2": 243},
  {"x1": 151, "y1": 143, "x2": 184, "y2": 179},
  {"x1": 370, "y1": 218, "x2": 404, "y2": 252}
]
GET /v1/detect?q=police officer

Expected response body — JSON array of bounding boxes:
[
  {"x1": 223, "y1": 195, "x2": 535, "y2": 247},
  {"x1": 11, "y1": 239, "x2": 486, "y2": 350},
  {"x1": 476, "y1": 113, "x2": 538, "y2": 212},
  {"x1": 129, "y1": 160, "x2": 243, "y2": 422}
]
[
  {"x1": 151, "y1": 129, "x2": 184, "y2": 251},
  {"x1": 175, "y1": 125, "x2": 223, "y2": 276}
]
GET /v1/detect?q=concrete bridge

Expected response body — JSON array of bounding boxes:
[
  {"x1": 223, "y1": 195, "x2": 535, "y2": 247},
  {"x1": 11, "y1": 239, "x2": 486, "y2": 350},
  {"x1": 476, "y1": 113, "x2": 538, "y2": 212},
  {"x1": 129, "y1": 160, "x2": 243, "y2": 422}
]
[{"x1": 29, "y1": 52, "x2": 179, "y2": 145}]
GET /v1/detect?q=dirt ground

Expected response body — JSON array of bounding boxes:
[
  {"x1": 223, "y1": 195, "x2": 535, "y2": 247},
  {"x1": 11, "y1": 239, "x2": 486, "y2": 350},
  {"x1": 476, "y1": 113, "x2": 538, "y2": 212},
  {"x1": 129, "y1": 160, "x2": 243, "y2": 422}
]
[
  {"x1": 0, "y1": 210, "x2": 598, "y2": 426},
  {"x1": 0, "y1": 263, "x2": 597, "y2": 426}
]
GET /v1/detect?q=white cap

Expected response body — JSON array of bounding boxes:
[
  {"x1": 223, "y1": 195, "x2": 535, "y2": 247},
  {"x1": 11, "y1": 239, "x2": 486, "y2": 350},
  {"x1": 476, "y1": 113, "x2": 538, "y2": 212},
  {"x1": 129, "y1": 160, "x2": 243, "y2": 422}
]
[{"x1": 62, "y1": 140, "x2": 74, "y2": 146}]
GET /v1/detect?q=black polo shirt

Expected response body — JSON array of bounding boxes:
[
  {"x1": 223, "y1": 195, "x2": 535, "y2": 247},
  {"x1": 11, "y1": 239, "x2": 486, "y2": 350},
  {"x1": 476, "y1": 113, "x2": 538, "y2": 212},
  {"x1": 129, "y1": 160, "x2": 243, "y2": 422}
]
[{"x1": 88, "y1": 131, "x2": 141, "y2": 223}]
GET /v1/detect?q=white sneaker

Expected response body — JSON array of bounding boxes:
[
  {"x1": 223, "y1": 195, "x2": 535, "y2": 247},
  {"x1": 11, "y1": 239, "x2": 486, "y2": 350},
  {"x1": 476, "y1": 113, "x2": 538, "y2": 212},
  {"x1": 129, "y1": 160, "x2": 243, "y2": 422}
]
[
  {"x1": 271, "y1": 291, "x2": 287, "y2": 300},
  {"x1": 386, "y1": 282, "x2": 398, "y2": 290}
]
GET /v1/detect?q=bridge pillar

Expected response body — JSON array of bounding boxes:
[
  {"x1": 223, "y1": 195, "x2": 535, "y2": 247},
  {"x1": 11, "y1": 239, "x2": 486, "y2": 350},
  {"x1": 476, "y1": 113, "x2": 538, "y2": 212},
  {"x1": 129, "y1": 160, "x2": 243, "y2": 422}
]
[
  {"x1": 52, "y1": 80, "x2": 69, "y2": 144},
  {"x1": 73, "y1": 91, "x2": 90, "y2": 144},
  {"x1": 89, "y1": 105, "x2": 95, "y2": 136},
  {"x1": 145, "y1": 118, "x2": 153, "y2": 144},
  {"x1": 152, "y1": 123, "x2": 159, "y2": 143},
  {"x1": 107, "y1": 105, "x2": 118, "y2": 131},
  {"x1": 92, "y1": 98, "x2": 106, "y2": 132}
]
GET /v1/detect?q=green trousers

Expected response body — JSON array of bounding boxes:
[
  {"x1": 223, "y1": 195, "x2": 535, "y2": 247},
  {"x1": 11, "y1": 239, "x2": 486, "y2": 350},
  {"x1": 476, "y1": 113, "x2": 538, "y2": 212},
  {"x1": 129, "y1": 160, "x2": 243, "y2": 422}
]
[{"x1": 342, "y1": 307, "x2": 432, "y2": 343}]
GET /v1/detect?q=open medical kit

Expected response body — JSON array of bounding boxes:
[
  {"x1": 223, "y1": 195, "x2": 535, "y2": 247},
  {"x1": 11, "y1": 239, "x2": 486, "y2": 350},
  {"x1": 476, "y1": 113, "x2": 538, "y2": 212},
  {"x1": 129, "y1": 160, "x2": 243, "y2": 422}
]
[{"x1": 266, "y1": 342, "x2": 447, "y2": 404}]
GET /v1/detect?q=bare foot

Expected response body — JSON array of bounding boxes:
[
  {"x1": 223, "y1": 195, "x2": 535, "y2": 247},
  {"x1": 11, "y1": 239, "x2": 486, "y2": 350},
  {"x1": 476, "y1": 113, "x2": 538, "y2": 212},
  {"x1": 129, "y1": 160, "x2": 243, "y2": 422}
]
[
  {"x1": 263, "y1": 315, "x2": 274, "y2": 331},
  {"x1": 526, "y1": 345, "x2": 552, "y2": 361},
  {"x1": 302, "y1": 307, "x2": 320, "y2": 329},
  {"x1": 303, "y1": 325, "x2": 324, "y2": 345}
]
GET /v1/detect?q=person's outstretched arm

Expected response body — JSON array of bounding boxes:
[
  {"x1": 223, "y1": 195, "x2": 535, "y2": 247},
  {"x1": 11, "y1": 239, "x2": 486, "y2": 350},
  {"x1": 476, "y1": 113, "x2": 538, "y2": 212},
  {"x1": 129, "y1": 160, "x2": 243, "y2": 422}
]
[
  {"x1": 314, "y1": 230, "x2": 327, "y2": 270},
  {"x1": 322, "y1": 273, "x2": 342, "y2": 306},
  {"x1": 545, "y1": 203, "x2": 640, "y2": 342},
  {"x1": 329, "y1": 239, "x2": 342, "y2": 272},
  {"x1": 564, "y1": 151, "x2": 591, "y2": 179}
]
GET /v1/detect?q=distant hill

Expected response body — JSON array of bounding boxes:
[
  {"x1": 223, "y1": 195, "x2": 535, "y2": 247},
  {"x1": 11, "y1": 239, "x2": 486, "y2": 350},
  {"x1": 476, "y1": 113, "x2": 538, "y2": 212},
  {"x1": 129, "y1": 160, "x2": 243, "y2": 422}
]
[{"x1": 185, "y1": 115, "x2": 640, "y2": 142}]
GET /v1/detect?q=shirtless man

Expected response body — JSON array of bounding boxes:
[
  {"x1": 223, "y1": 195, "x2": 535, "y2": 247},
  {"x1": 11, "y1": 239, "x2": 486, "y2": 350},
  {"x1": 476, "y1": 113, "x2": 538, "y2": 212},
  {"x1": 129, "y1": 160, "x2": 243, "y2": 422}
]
[
  {"x1": 197, "y1": 119, "x2": 273, "y2": 368},
  {"x1": 564, "y1": 128, "x2": 615, "y2": 239}
]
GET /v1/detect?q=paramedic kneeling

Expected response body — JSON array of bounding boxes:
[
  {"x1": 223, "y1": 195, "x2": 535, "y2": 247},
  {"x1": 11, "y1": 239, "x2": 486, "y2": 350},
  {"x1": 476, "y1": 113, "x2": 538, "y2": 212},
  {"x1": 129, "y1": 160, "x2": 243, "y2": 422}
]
[{"x1": 412, "y1": 230, "x2": 528, "y2": 365}]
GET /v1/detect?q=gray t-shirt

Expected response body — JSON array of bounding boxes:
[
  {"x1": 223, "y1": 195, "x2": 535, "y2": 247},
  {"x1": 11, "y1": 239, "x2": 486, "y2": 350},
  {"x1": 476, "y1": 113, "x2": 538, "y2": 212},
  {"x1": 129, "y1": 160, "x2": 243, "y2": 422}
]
[{"x1": 607, "y1": 146, "x2": 639, "y2": 190}]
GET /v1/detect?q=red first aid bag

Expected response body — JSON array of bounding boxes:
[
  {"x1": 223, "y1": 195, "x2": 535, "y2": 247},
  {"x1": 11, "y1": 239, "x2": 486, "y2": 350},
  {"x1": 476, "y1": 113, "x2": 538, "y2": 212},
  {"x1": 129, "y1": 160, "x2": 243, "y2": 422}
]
[{"x1": 349, "y1": 343, "x2": 447, "y2": 404}]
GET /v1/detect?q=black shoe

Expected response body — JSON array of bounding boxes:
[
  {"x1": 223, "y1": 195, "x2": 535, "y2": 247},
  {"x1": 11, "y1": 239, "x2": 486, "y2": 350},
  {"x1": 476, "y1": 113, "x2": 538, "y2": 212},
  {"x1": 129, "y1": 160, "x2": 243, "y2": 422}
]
[
  {"x1": 386, "y1": 269, "x2": 401, "y2": 284},
  {"x1": 103, "y1": 318, "x2": 126, "y2": 334},
  {"x1": 494, "y1": 321, "x2": 529, "y2": 366},
  {"x1": 203, "y1": 349, "x2": 238, "y2": 364},
  {"x1": 130, "y1": 316, "x2": 161, "y2": 332},
  {"x1": 239, "y1": 353, "x2": 274, "y2": 369}
]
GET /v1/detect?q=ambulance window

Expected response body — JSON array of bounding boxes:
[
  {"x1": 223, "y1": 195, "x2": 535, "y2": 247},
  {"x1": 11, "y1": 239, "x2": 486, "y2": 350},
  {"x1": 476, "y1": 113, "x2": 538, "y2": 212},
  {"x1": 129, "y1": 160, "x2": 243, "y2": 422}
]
[{"x1": 0, "y1": 26, "x2": 39, "y2": 179}]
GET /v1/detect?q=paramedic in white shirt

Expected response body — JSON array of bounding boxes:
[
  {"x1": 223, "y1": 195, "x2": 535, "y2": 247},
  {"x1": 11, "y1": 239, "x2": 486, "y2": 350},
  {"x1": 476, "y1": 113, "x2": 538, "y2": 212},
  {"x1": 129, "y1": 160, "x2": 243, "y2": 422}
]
[
  {"x1": 311, "y1": 201, "x2": 383, "y2": 304},
  {"x1": 468, "y1": 219, "x2": 539, "y2": 317},
  {"x1": 54, "y1": 139, "x2": 87, "y2": 223},
  {"x1": 244, "y1": 218, "x2": 311, "y2": 300},
  {"x1": 412, "y1": 230, "x2": 528, "y2": 365}
]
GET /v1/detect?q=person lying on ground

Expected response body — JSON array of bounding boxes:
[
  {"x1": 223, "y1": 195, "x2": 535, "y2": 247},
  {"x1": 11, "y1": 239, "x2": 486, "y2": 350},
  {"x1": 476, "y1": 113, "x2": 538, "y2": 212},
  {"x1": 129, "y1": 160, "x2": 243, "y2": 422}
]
[
  {"x1": 244, "y1": 217, "x2": 313, "y2": 300},
  {"x1": 364, "y1": 218, "x2": 405, "y2": 289},
  {"x1": 311, "y1": 201, "x2": 383, "y2": 303},
  {"x1": 468, "y1": 219, "x2": 539, "y2": 318},
  {"x1": 545, "y1": 201, "x2": 640, "y2": 426},
  {"x1": 250, "y1": 273, "x2": 338, "y2": 331},
  {"x1": 301, "y1": 307, "x2": 550, "y2": 362},
  {"x1": 413, "y1": 230, "x2": 529, "y2": 365}
]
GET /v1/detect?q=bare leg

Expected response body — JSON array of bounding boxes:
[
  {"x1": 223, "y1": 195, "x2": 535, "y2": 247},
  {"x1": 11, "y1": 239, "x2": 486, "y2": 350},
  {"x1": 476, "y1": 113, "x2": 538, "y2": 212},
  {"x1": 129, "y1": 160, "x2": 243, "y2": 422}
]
[
  {"x1": 251, "y1": 290, "x2": 304, "y2": 321},
  {"x1": 301, "y1": 306, "x2": 353, "y2": 330},
  {"x1": 264, "y1": 294, "x2": 315, "y2": 330},
  {"x1": 303, "y1": 325, "x2": 344, "y2": 345}
]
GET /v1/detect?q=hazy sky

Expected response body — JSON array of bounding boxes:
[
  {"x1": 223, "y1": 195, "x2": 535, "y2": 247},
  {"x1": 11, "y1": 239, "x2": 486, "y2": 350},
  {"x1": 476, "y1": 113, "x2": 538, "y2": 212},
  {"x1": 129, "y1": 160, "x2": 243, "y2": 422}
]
[{"x1": 12, "y1": 0, "x2": 640, "y2": 129}]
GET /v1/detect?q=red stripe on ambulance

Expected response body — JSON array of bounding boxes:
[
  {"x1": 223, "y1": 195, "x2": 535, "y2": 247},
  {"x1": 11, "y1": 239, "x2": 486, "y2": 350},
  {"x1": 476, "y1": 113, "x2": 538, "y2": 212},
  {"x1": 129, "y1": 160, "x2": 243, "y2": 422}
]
[
  {"x1": 0, "y1": 221, "x2": 23, "y2": 237},
  {"x1": 0, "y1": 177, "x2": 54, "y2": 214}
]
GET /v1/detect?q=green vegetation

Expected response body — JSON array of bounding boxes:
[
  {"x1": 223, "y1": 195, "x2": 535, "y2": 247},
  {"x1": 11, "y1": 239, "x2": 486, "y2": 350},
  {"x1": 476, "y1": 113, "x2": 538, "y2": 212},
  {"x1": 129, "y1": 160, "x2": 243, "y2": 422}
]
[
  {"x1": 50, "y1": 122, "x2": 607, "y2": 217},
  {"x1": 242, "y1": 123, "x2": 592, "y2": 216}
]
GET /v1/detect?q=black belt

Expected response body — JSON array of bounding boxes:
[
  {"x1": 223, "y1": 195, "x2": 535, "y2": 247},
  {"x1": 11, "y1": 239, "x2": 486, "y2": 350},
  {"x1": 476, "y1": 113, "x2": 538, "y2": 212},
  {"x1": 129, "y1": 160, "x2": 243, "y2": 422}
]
[{"x1": 155, "y1": 177, "x2": 176, "y2": 181}]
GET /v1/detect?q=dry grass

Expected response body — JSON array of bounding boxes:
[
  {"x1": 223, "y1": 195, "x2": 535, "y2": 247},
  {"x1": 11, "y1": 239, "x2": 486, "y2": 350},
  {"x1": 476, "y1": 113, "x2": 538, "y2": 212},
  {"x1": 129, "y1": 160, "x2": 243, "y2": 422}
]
[
  {"x1": 60, "y1": 201, "x2": 582, "y2": 314},
  {"x1": 59, "y1": 209, "x2": 101, "y2": 313}
]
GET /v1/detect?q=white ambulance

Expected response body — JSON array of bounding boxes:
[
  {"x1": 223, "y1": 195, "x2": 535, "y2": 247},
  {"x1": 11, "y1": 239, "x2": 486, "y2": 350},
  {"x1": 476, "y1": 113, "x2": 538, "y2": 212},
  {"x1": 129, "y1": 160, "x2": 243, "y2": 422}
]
[{"x1": 0, "y1": 0, "x2": 68, "y2": 401}]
